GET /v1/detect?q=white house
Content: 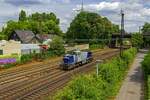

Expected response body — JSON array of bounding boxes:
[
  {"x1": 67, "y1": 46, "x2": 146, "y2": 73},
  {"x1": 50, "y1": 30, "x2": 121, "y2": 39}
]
[{"x1": 0, "y1": 40, "x2": 21, "y2": 55}]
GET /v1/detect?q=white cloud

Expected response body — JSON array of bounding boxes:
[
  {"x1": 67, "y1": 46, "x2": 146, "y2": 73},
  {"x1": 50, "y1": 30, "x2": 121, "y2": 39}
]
[
  {"x1": 141, "y1": 8, "x2": 150, "y2": 16},
  {"x1": 0, "y1": 3, "x2": 18, "y2": 16},
  {"x1": 73, "y1": 1, "x2": 150, "y2": 32},
  {"x1": 87, "y1": 2, "x2": 120, "y2": 11},
  {"x1": 0, "y1": 0, "x2": 150, "y2": 32},
  {"x1": 61, "y1": 0, "x2": 70, "y2": 4},
  {"x1": 74, "y1": 1, "x2": 120, "y2": 11}
]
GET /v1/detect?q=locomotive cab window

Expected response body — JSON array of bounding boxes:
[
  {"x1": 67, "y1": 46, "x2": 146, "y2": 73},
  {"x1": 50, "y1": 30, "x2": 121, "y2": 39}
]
[{"x1": 73, "y1": 50, "x2": 81, "y2": 55}]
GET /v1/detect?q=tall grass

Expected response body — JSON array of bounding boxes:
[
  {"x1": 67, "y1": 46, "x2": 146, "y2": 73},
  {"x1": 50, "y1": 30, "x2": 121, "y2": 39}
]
[{"x1": 142, "y1": 51, "x2": 150, "y2": 100}]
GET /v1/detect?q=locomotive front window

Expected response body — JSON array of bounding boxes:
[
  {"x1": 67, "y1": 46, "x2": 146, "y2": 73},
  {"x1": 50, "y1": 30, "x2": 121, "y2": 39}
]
[{"x1": 73, "y1": 51, "x2": 81, "y2": 55}]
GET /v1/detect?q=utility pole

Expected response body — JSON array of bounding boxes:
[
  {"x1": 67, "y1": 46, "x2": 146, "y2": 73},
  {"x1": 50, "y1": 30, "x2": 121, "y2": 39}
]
[
  {"x1": 120, "y1": 10, "x2": 124, "y2": 57},
  {"x1": 139, "y1": 26, "x2": 141, "y2": 34},
  {"x1": 81, "y1": 0, "x2": 84, "y2": 11},
  {"x1": 75, "y1": 0, "x2": 84, "y2": 12}
]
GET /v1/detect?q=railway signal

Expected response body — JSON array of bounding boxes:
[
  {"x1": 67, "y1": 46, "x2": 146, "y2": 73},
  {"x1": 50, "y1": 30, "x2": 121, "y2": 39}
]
[{"x1": 96, "y1": 59, "x2": 103, "y2": 77}]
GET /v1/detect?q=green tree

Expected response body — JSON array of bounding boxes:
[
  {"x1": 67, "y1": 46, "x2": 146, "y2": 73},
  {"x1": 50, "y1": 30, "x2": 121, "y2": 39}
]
[
  {"x1": 45, "y1": 20, "x2": 62, "y2": 35},
  {"x1": 66, "y1": 11, "x2": 119, "y2": 44},
  {"x1": 131, "y1": 32, "x2": 143, "y2": 49},
  {"x1": 2, "y1": 20, "x2": 31, "y2": 39},
  {"x1": 2, "y1": 10, "x2": 62, "y2": 39},
  {"x1": 28, "y1": 12, "x2": 61, "y2": 35},
  {"x1": 19, "y1": 10, "x2": 27, "y2": 21},
  {"x1": 49, "y1": 36, "x2": 65, "y2": 55},
  {"x1": 142, "y1": 22, "x2": 150, "y2": 34},
  {"x1": 142, "y1": 22, "x2": 150, "y2": 47},
  {"x1": 0, "y1": 32, "x2": 6, "y2": 40},
  {"x1": 3, "y1": 21, "x2": 20, "y2": 39}
]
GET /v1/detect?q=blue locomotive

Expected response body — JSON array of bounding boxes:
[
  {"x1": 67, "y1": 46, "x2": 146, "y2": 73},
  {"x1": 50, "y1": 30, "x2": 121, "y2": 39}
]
[{"x1": 60, "y1": 50, "x2": 93, "y2": 70}]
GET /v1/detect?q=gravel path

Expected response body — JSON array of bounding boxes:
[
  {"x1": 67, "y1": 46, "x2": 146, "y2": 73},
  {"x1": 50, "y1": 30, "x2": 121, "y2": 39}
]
[{"x1": 116, "y1": 50, "x2": 148, "y2": 100}]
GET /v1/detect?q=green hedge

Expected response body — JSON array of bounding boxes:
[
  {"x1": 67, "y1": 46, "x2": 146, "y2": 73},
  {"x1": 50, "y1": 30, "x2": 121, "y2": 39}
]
[
  {"x1": 53, "y1": 48, "x2": 137, "y2": 100},
  {"x1": 20, "y1": 50, "x2": 58, "y2": 63},
  {"x1": 148, "y1": 76, "x2": 150, "y2": 100},
  {"x1": 142, "y1": 51, "x2": 150, "y2": 76},
  {"x1": 142, "y1": 51, "x2": 150, "y2": 99}
]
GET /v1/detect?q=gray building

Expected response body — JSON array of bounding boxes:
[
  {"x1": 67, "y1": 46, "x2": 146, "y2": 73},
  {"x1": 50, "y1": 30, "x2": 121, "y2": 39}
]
[{"x1": 9, "y1": 30, "x2": 40, "y2": 44}]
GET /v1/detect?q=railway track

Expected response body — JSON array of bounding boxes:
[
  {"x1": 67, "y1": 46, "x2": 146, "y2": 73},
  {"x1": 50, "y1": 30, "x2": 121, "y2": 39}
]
[
  {"x1": 19, "y1": 50, "x2": 119, "y2": 100},
  {"x1": 0, "y1": 49, "x2": 115, "y2": 88},
  {"x1": 0, "y1": 49, "x2": 113, "y2": 84},
  {"x1": 0, "y1": 49, "x2": 119, "y2": 100},
  {"x1": 0, "y1": 48, "x2": 108, "y2": 77}
]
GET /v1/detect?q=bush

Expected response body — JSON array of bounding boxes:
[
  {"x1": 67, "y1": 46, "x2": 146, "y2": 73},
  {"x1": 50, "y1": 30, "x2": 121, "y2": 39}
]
[
  {"x1": 34, "y1": 50, "x2": 56, "y2": 61},
  {"x1": 55, "y1": 75, "x2": 108, "y2": 100},
  {"x1": 148, "y1": 76, "x2": 150, "y2": 100},
  {"x1": 142, "y1": 51, "x2": 150, "y2": 99},
  {"x1": 142, "y1": 51, "x2": 150, "y2": 76},
  {"x1": 4, "y1": 63, "x2": 18, "y2": 69},
  {"x1": 131, "y1": 33, "x2": 143, "y2": 49},
  {"x1": 20, "y1": 50, "x2": 56, "y2": 63},
  {"x1": 49, "y1": 36, "x2": 65, "y2": 56},
  {"x1": 89, "y1": 44, "x2": 105, "y2": 50},
  {"x1": 99, "y1": 48, "x2": 137, "y2": 96},
  {"x1": 21, "y1": 54, "x2": 33, "y2": 63},
  {"x1": 53, "y1": 48, "x2": 137, "y2": 100},
  {"x1": 122, "y1": 48, "x2": 137, "y2": 64}
]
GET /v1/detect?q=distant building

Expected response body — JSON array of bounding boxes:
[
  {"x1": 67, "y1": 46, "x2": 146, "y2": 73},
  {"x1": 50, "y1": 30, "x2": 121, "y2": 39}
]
[
  {"x1": 36, "y1": 34, "x2": 54, "y2": 50},
  {"x1": 9, "y1": 30, "x2": 40, "y2": 44},
  {"x1": 36, "y1": 34, "x2": 53, "y2": 42},
  {"x1": 0, "y1": 40, "x2": 41, "y2": 55},
  {"x1": 9, "y1": 30, "x2": 55, "y2": 44},
  {"x1": 36, "y1": 34, "x2": 55, "y2": 44},
  {"x1": 0, "y1": 40, "x2": 21, "y2": 55},
  {"x1": 21, "y1": 44, "x2": 41, "y2": 54}
]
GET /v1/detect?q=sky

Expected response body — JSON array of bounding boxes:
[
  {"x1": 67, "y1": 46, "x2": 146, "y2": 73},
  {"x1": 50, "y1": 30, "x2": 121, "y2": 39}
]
[{"x1": 0, "y1": 0, "x2": 150, "y2": 32}]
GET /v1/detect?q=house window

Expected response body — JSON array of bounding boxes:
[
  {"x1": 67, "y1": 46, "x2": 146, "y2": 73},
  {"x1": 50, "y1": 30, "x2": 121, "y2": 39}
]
[{"x1": 0, "y1": 50, "x2": 3, "y2": 55}]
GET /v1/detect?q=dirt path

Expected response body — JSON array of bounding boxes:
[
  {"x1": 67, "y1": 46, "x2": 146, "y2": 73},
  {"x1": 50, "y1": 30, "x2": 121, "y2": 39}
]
[{"x1": 116, "y1": 50, "x2": 148, "y2": 100}]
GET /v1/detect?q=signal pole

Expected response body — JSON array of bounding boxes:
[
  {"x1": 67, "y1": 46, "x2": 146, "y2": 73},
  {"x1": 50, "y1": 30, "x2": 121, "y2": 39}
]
[
  {"x1": 139, "y1": 26, "x2": 141, "y2": 34},
  {"x1": 120, "y1": 10, "x2": 124, "y2": 57},
  {"x1": 81, "y1": 0, "x2": 84, "y2": 11},
  {"x1": 96, "y1": 60, "x2": 103, "y2": 77}
]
